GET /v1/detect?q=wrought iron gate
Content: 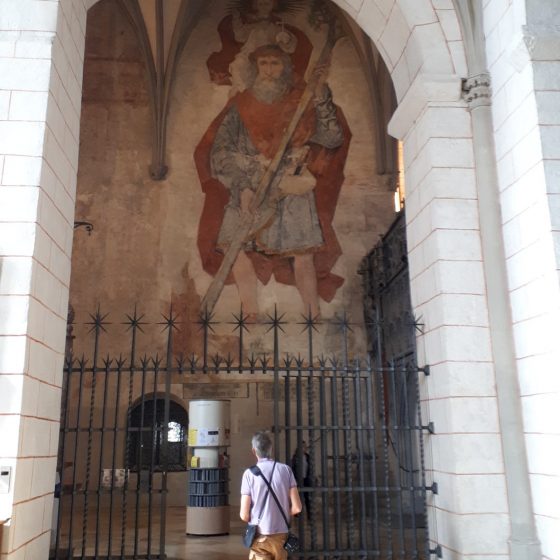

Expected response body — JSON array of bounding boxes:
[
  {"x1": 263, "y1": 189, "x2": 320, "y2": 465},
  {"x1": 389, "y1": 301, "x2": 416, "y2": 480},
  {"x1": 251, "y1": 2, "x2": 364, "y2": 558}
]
[
  {"x1": 55, "y1": 311, "x2": 435, "y2": 559},
  {"x1": 55, "y1": 214, "x2": 437, "y2": 559},
  {"x1": 273, "y1": 211, "x2": 438, "y2": 559},
  {"x1": 54, "y1": 311, "x2": 177, "y2": 560}
]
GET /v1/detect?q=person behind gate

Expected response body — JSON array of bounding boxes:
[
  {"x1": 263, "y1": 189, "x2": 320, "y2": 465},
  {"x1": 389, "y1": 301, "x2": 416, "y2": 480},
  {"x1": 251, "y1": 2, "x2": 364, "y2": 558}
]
[{"x1": 240, "y1": 431, "x2": 302, "y2": 560}]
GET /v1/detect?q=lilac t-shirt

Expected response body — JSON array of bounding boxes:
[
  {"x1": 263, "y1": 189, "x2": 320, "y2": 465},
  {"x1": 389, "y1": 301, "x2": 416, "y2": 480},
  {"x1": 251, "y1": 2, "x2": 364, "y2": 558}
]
[{"x1": 241, "y1": 458, "x2": 297, "y2": 535}]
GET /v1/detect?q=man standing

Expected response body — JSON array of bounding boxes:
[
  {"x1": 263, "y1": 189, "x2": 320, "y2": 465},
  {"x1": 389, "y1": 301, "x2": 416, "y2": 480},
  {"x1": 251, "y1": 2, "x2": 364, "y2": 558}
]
[
  {"x1": 291, "y1": 440, "x2": 312, "y2": 519},
  {"x1": 240, "y1": 431, "x2": 302, "y2": 560},
  {"x1": 195, "y1": 41, "x2": 350, "y2": 318}
]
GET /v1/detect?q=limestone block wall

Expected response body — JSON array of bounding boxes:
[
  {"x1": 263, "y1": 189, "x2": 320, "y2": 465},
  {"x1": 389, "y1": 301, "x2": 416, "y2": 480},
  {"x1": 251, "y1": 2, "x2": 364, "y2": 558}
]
[
  {"x1": 330, "y1": 1, "x2": 510, "y2": 557},
  {"x1": 1, "y1": 0, "x2": 557, "y2": 559},
  {"x1": 0, "y1": 1, "x2": 86, "y2": 558},
  {"x1": 395, "y1": 97, "x2": 509, "y2": 557},
  {"x1": 484, "y1": 1, "x2": 560, "y2": 558}
]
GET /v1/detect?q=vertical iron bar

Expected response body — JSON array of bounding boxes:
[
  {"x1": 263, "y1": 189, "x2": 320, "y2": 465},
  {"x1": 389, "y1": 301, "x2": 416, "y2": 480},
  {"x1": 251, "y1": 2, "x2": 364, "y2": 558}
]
[
  {"x1": 82, "y1": 319, "x2": 102, "y2": 558},
  {"x1": 413, "y1": 366, "x2": 431, "y2": 560},
  {"x1": 353, "y1": 360, "x2": 367, "y2": 552},
  {"x1": 94, "y1": 357, "x2": 111, "y2": 559},
  {"x1": 203, "y1": 312, "x2": 209, "y2": 373},
  {"x1": 283, "y1": 329, "x2": 290, "y2": 467},
  {"x1": 341, "y1": 322, "x2": 354, "y2": 551},
  {"x1": 283, "y1": 364, "x2": 289, "y2": 460},
  {"x1": 401, "y1": 365, "x2": 419, "y2": 558},
  {"x1": 67, "y1": 357, "x2": 85, "y2": 559},
  {"x1": 147, "y1": 359, "x2": 159, "y2": 557},
  {"x1": 133, "y1": 358, "x2": 148, "y2": 558},
  {"x1": 273, "y1": 306, "x2": 280, "y2": 455},
  {"x1": 54, "y1": 355, "x2": 73, "y2": 559},
  {"x1": 295, "y1": 357, "x2": 304, "y2": 552},
  {"x1": 122, "y1": 315, "x2": 139, "y2": 559},
  {"x1": 306, "y1": 319, "x2": 318, "y2": 551},
  {"x1": 330, "y1": 358, "x2": 341, "y2": 553},
  {"x1": 378, "y1": 365, "x2": 393, "y2": 559},
  {"x1": 365, "y1": 357, "x2": 380, "y2": 554},
  {"x1": 318, "y1": 366, "x2": 329, "y2": 556},
  {"x1": 238, "y1": 307, "x2": 244, "y2": 374},
  {"x1": 108, "y1": 357, "x2": 123, "y2": 557},
  {"x1": 388, "y1": 361, "x2": 406, "y2": 558},
  {"x1": 160, "y1": 317, "x2": 174, "y2": 559}
]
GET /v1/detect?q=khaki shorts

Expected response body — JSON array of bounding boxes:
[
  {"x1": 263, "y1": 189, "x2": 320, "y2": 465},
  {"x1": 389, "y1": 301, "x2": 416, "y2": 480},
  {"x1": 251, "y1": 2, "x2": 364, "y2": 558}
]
[{"x1": 249, "y1": 532, "x2": 288, "y2": 560}]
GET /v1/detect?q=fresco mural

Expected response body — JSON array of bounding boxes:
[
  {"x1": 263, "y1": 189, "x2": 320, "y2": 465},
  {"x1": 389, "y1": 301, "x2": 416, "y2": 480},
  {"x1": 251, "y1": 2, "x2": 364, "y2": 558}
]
[
  {"x1": 195, "y1": 0, "x2": 351, "y2": 319},
  {"x1": 70, "y1": 0, "x2": 394, "y2": 357}
]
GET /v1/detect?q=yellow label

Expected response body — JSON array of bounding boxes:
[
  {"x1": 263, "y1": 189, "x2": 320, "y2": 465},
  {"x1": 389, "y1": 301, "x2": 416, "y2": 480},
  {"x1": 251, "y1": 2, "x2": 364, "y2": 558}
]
[
  {"x1": 190, "y1": 456, "x2": 200, "y2": 468},
  {"x1": 188, "y1": 428, "x2": 198, "y2": 446}
]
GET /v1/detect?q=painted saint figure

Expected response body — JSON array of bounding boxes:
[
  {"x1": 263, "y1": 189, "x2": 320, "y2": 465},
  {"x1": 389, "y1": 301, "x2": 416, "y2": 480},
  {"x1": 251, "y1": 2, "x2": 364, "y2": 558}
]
[
  {"x1": 206, "y1": 0, "x2": 311, "y2": 93},
  {"x1": 196, "y1": 39, "x2": 351, "y2": 317}
]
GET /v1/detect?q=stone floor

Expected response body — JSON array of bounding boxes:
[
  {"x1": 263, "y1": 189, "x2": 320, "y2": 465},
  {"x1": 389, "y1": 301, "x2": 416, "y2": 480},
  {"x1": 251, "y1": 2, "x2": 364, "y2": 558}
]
[
  {"x1": 167, "y1": 509, "x2": 247, "y2": 560},
  {"x1": 55, "y1": 503, "x2": 427, "y2": 559},
  {"x1": 55, "y1": 506, "x2": 247, "y2": 559}
]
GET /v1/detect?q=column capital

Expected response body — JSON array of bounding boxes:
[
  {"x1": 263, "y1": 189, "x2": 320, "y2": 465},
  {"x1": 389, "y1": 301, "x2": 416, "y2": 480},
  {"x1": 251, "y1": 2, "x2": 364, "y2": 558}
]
[{"x1": 462, "y1": 73, "x2": 492, "y2": 110}]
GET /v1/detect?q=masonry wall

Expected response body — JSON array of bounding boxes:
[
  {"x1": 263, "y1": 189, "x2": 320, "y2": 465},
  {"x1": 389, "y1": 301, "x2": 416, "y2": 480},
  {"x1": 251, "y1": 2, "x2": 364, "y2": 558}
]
[
  {"x1": 1, "y1": 1, "x2": 558, "y2": 559},
  {"x1": 0, "y1": 1, "x2": 88, "y2": 558},
  {"x1": 483, "y1": 0, "x2": 560, "y2": 558}
]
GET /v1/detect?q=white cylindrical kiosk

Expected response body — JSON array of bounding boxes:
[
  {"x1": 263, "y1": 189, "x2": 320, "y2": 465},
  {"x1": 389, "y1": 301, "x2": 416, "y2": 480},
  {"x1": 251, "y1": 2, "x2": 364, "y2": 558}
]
[{"x1": 186, "y1": 400, "x2": 230, "y2": 536}]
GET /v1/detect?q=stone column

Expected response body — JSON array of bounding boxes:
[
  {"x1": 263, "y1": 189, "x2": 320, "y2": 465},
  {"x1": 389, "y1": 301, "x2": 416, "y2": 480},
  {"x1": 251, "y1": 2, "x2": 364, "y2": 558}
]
[
  {"x1": 0, "y1": 1, "x2": 87, "y2": 558},
  {"x1": 389, "y1": 72, "x2": 510, "y2": 557},
  {"x1": 462, "y1": 71, "x2": 541, "y2": 560}
]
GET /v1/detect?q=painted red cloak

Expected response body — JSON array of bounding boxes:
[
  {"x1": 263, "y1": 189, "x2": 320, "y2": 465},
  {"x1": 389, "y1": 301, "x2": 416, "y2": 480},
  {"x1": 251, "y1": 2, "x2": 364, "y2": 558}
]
[{"x1": 194, "y1": 83, "x2": 351, "y2": 303}]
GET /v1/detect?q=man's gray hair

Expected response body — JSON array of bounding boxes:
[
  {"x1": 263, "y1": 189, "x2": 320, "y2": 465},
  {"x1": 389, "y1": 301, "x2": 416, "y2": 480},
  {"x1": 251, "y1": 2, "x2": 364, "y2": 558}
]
[{"x1": 252, "y1": 430, "x2": 273, "y2": 458}]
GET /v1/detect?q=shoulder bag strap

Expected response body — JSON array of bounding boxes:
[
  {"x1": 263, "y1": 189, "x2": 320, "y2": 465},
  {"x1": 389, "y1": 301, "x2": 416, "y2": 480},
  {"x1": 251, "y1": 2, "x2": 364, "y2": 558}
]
[
  {"x1": 252, "y1": 462, "x2": 291, "y2": 531},
  {"x1": 251, "y1": 461, "x2": 276, "y2": 522}
]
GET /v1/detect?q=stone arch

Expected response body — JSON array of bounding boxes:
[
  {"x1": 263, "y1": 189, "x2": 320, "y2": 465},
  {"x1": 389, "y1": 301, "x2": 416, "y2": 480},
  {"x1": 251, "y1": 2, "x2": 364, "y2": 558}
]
[
  {"x1": 84, "y1": 0, "x2": 468, "y2": 100},
  {"x1": 7, "y1": 0, "x2": 555, "y2": 559},
  {"x1": 73, "y1": 3, "x2": 485, "y2": 560}
]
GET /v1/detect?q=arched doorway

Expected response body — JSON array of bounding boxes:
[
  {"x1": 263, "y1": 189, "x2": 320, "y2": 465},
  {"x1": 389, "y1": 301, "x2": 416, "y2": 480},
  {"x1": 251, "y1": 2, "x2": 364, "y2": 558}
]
[
  {"x1": 128, "y1": 397, "x2": 188, "y2": 472},
  {"x1": 8, "y1": 0, "x2": 548, "y2": 559},
  {"x1": 59, "y1": 1, "x2": 470, "y2": 554}
]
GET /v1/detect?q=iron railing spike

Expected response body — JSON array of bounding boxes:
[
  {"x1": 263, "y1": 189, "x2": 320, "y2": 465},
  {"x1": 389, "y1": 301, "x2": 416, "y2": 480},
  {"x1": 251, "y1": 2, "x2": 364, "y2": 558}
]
[
  {"x1": 225, "y1": 353, "x2": 234, "y2": 371},
  {"x1": 212, "y1": 353, "x2": 222, "y2": 370},
  {"x1": 412, "y1": 313, "x2": 425, "y2": 334},
  {"x1": 86, "y1": 305, "x2": 110, "y2": 333},
  {"x1": 176, "y1": 354, "x2": 185, "y2": 371},
  {"x1": 64, "y1": 354, "x2": 74, "y2": 369},
  {"x1": 248, "y1": 353, "x2": 257, "y2": 370},
  {"x1": 230, "y1": 306, "x2": 251, "y2": 333}
]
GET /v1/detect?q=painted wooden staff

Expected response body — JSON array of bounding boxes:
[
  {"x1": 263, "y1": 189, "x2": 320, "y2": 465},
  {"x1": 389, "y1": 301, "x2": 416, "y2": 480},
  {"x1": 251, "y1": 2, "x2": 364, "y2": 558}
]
[{"x1": 201, "y1": 17, "x2": 344, "y2": 315}]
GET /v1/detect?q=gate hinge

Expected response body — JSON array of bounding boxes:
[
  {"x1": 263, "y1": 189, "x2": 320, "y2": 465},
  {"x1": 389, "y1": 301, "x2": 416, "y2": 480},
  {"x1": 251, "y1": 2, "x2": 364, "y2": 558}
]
[
  {"x1": 418, "y1": 365, "x2": 430, "y2": 376},
  {"x1": 422, "y1": 421, "x2": 435, "y2": 434},
  {"x1": 426, "y1": 482, "x2": 438, "y2": 495},
  {"x1": 430, "y1": 544, "x2": 442, "y2": 557}
]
